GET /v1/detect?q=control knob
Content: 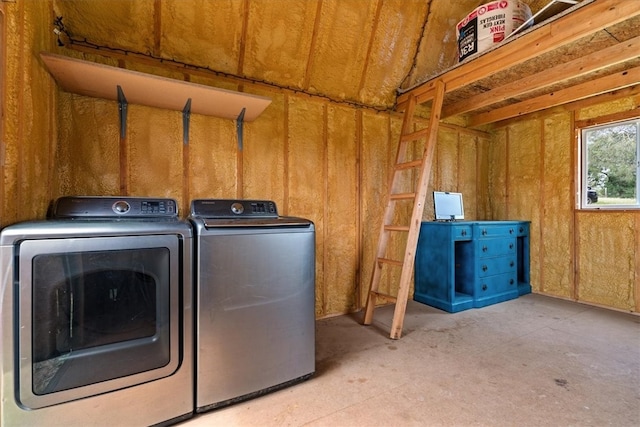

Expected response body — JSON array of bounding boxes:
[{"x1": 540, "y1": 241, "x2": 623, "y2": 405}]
[
  {"x1": 231, "y1": 202, "x2": 244, "y2": 215},
  {"x1": 112, "y1": 200, "x2": 130, "y2": 214}
]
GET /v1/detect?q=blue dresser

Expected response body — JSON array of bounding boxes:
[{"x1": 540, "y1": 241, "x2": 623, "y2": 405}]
[{"x1": 414, "y1": 221, "x2": 531, "y2": 313}]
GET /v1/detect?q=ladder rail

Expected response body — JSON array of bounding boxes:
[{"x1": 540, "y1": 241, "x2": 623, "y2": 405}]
[
  {"x1": 363, "y1": 80, "x2": 446, "y2": 339},
  {"x1": 363, "y1": 93, "x2": 418, "y2": 325},
  {"x1": 388, "y1": 80, "x2": 446, "y2": 339}
]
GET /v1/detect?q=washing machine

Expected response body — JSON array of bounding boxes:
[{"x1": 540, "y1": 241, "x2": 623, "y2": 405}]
[
  {"x1": 190, "y1": 199, "x2": 315, "y2": 412},
  {"x1": 0, "y1": 196, "x2": 194, "y2": 426}
]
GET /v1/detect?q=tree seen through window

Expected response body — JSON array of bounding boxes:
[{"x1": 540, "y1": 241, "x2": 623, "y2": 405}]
[{"x1": 581, "y1": 118, "x2": 639, "y2": 208}]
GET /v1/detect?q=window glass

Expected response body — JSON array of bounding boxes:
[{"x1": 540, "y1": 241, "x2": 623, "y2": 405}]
[{"x1": 580, "y1": 118, "x2": 640, "y2": 209}]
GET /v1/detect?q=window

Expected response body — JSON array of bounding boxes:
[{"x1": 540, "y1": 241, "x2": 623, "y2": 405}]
[{"x1": 579, "y1": 118, "x2": 640, "y2": 209}]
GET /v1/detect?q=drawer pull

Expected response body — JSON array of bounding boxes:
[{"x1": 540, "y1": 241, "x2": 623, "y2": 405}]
[
  {"x1": 519, "y1": 226, "x2": 524, "y2": 233},
  {"x1": 509, "y1": 243, "x2": 514, "y2": 250},
  {"x1": 482, "y1": 284, "x2": 488, "y2": 291},
  {"x1": 510, "y1": 261, "x2": 515, "y2": 267},
  {"x1": 509, "y1": 228, "x2": 514, "y2": 234},
  {"x1": 481, "y1": 229, "x2": 487, "y2": 235},
  {"x1": 482, "y1": 265, "x2": 488, "y2": 272},
  {"x1": 482, "y1": 245, "x2": 488, "y2": 252},
  {"x1": 510, "y1": 279, "x2": 515, "y2": 285}
]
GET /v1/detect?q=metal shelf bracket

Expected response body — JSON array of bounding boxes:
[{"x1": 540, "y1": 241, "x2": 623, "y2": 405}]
[
  {"x1": 236, "y1": 108, "x2": 246, "y2": 150},
  {"x1": 182, "y1": 98, "x2": 192, "y2": 145},
  {"x1": 117, "y1": 85, "x2": 128, "y2": 139}
]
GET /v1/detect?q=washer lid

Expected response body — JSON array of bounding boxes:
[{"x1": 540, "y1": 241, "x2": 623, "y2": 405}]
[
  {"x1": 200, "y1": 216, "x2": 312, "y2": 228},
  {"x1": 51, "y1": 196, "x2": 179, "y2": 218},
  {"x1": 190, "y1": 199, "x2": 278, "y2": 219}
]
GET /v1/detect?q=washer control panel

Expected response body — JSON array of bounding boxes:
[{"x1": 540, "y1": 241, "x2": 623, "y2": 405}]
[
  {"x1": 190, "y1": 199, "x2": 278, "y2": 218},
  {"x1": 52, "y1": 196, "x2": 178, "y2": 218}
]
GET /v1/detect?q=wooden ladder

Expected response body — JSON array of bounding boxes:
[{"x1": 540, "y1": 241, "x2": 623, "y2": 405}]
[{"x1": 363, "y1": 80, "x2": 445, "y2": 339}]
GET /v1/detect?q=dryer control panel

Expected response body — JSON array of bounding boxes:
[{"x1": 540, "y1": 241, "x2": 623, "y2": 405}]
[
  {"x1": 190, "y1": 199, "x2": 278, "y2": 218},
  {"x1": 52, "y1": 196, "x2": 178, "y2": 218}
]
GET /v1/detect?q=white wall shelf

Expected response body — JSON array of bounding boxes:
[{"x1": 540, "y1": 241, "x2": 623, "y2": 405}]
[{"x1": 40, "y1": 52, "x2": 271, "y2": 121}]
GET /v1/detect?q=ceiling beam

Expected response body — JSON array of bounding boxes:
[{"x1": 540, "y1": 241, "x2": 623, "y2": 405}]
[
  {"x1": 443, "y1": 35, "x2": 640, "y2": 118},
  {"x1": 565, "y1": 84, "x2": 640, "y2": 113},
  {"x1": 482, "y1": 85, "x2": 640, "y2": 129},
  {"x1": 575, "y1": 104, "x2": 640, "y2": 128},
  {"x1": 468, "y1": 66, "x2": 640, "y2": 126}
]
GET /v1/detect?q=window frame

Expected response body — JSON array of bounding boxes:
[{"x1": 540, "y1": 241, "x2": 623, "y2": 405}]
[{"x1": 578, "y1": 117, "x2": 640, "y2": 210}]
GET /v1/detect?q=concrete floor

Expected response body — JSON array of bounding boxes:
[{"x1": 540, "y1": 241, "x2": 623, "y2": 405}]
[{"x1": 180, "y1": 294, "x2": 640, "y2": 426}]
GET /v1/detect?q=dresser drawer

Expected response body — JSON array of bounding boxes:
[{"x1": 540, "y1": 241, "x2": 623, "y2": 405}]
[
  {"x1": 476, "y1": 273, "x2": 519, "y2": 301},
  {"x1": 452, "y1": 225, "x2": 472, "y2": 241},
  {"x1": 516, "y1": 223, "x2": 529, "y2": 236},
  {"x1": 477, "y1": 225, "x2": 518, "y2": 238},
  {"x1": 478, "y1": 255, "x2": 517, "y2": 277},
  {"x1": 478, "y1": 237, "x2": 516, "y2": 258}
]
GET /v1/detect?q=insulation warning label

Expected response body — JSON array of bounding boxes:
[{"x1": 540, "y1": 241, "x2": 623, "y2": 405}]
[{"x1": 456, "y1": 0, "x2": 531, "y2": 62}]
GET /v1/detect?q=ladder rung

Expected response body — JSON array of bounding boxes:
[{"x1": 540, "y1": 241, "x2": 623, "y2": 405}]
[
  {"x1": 384, "y1": 225, "x2": 410, "y2": 232},
  {"x1": 390, "y1": 192, "x2": 416, "y2": 200},
  {"x1": 395, "y1": 159, "x2": 423, "y2": 170},
  {"x1": 369, "y1": 290, "x2": 397, "y2": 303},
  {"x1": 401, "y1": 128, "x2": 429, "y2": 142},
  {"x1": 377, "y1": 257, "x2": 404, "y2": 267}
]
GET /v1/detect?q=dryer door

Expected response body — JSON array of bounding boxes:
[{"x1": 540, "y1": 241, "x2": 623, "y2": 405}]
[{"x1": 14, "y1": 235, "x2": 181, "y2": 409}]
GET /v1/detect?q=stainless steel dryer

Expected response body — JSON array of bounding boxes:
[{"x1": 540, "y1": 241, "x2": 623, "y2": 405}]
[
  {"x1": 190, "y1": 199, "x2": 315, "y2": 412},
  {"x1": 0, "y1": 196, "x2": 194, "y2": 426}
]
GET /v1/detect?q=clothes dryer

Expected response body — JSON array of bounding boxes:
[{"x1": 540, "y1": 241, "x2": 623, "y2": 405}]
[{"x1": 0, "y1": 196, "x2": 193, "y2": 426}]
